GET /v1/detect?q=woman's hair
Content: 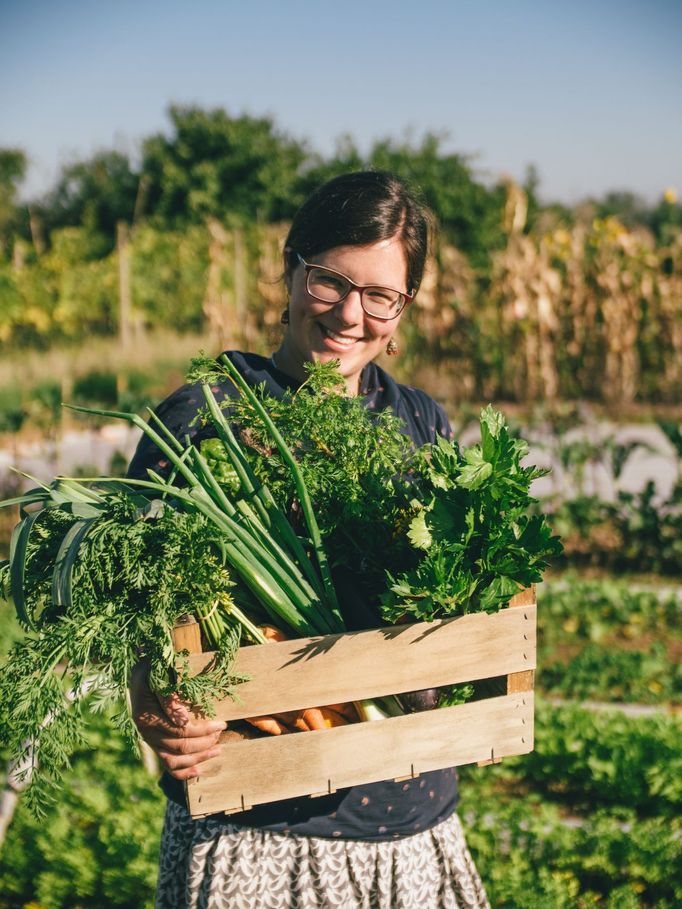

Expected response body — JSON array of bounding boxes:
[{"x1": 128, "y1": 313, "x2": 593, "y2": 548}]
[{"x1": 284, "y1": 171, "x2": 430, "y2": 294}]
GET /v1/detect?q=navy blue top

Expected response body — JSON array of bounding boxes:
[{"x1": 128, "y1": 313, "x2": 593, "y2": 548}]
[{"x1": 127, "y1": 351, "x2": 459, "y2": 840}]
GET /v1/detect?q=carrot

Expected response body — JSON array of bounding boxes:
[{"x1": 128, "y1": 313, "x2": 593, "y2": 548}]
[{"x1": 246, "y1": 627, "x2": 358, "y2": 734}]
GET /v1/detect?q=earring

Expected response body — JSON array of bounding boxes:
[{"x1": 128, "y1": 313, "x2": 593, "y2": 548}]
[
  {"x1": 386, "y1": 337, "x2": 399, "y2": 356},
  {"x1": 280, "y1": 307, "x2": 290, "y2": 325}
]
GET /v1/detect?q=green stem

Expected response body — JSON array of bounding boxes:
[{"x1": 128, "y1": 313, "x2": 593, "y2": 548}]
[
  {"x1": 217, "y1": 355, "x2": 342, "y2": 628},
  {"x1": 200, "y1": 384, "x2": 328, "y2": 602}
]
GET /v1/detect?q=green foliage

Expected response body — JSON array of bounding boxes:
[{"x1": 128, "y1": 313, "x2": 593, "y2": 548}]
[
  {"x1": 381, "y1": 406, "x2": 562, "y2": 621},
  {"x1": 0, "y1": 710, "x2": 164, "y2": 909},
  {"x1": 141, "y1": 104, "x2": 309, "y2": 227},
  {"x1": 0, "y1": 148, "x2": 28, "y2": 256},
  {"x1": 459, "y1": 785, "x2": 682, "y2": 908},
  {"x1": 72, "y1": 370, "x2": 118, "y2": 409},
  {"x1": 536, "y1": 576, "x2": 681, "y2": 703},
  {"x1": 26, "y1": 380, "x2": 63, "y2": 437},
  {"x1": 130, "y1": 224, "x2": 209, "y2": 332},
  {"x1": 550, "y1": 483, "x2": 682, "y2": 576},
  {"x1": 540, "y1": 642, "x2": 681, "y2": 704},
  {"x1": 223, "y1": 359, "x2": 414, "y2": 587},
  {"x1": 0, "y1": 495, "x2": 244, "y2": 814},
  {"x1": 538, "y1": 575, "x2": 681, "y2": 645},
  {"x1": 520, "y1": 701, "x2": 682, "y2": 815},
  {"x1": 459, "y1": 694, "x2": 682, "y2": 906},
  {"x1": 33, "y1": 150, "x2": 139, "y2": 254}
]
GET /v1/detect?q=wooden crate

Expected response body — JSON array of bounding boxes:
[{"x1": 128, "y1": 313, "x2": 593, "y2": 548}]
[{"x1": 173, "y1": 587, "x2": 536, "y2": 819}]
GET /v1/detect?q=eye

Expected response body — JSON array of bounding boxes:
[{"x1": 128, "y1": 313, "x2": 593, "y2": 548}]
[
  {"x1": 308, "y1": 268, "x2": 349, "y2": 299},
  {"x1": 315, "y1": 273, "x2": 346, "y2": 291},
  {"x1": 366, "y1": 287, "x2": 400, "y2": 305}
]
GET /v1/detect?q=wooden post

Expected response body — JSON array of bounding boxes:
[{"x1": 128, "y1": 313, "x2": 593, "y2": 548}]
[
  {"x1": 172, "y1": 615, "x2": 202, "y2": 654},
  {"x1": 117, "y1": 221, "x2": 132, "y2": 352},
  {"x1": 116, "y1": 221, "x2": 132, "y2": 401},
  {"x1": 28, "y1": 207, "x2": 45, "y2": 256}
]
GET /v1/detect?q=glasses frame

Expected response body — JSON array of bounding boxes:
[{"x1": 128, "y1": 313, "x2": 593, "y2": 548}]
[{"x1": 294, "y1": 253, "x2": 414, "y2": 322}]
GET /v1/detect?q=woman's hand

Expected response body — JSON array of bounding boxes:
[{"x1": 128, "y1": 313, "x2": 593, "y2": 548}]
[{"x1": 129, "y1": 661, "x2": 227, "y2": 781}]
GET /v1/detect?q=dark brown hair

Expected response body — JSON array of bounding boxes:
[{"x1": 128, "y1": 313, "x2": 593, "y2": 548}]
[{"x1": 284, "y1": 171, "x2": 429, "y2": 294}]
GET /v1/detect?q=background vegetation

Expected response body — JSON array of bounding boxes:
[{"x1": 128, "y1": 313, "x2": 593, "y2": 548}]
[
  {"x1": 2, "y1": 105, "x2": 681, "y2": 410},
  {"x1": 0, "y1": 105, "x2": 680, "y2": 907}
]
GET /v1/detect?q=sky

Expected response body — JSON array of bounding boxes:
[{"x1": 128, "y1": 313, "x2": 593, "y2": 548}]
[{"x1": 1, "y1": 0, "x2": 681, "y2": 206}]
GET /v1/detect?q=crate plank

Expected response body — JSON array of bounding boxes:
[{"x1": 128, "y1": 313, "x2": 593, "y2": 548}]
[
  {"x1": 183, "y1": 605, "x2": 536, "y2": 721},
  {"x1": 507, "y1": 585, "x2": 536, "y2": 695},
  {"x1": 186, "y1": 691, "x2": 534, "y2": 817}
]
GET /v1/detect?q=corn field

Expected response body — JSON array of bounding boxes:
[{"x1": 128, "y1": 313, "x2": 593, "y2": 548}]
[{"x1": 1, "y1": 185, "x2": 680, "y2": 405}]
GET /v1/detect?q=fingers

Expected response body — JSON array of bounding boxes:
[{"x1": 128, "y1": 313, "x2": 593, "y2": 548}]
[
  {"x1": 129, "y1": 660, "x2": 193, "y2": 728},
  {"x1": 129, "y1": 660, "x2": 229, "y2": 778},
  {"x1": 138, "y1": 718, "x2": 227, "y2": 777},
  {"x1": 157, "y1": 744, "x2": 223, "y2": 780},
  {"x1": 158, "y1": 691, "x2": 191, "y2": 727},
  {"x1": 149, "y1": 727, "x2": 225, "y2": 756}
]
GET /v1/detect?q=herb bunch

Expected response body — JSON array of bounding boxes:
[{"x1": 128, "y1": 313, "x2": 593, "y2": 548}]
[
  {"x1": 197, "y1": 366, "x2": 561, "y2": 623},
  {"x1": 381, "y1": 405, "x2": 562, "y2": 622},
  {"x1": 209, "y1": 359, "x2": 415, "y2": 591},
  {"x1": 0, "y1": 491, "x2": 246, "y2": 814}
]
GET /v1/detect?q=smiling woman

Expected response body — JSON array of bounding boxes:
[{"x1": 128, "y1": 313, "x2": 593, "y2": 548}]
[
  {"x1": 128, "y1": 171, "x2": 491, "y2": 909},
  {"x1": 274, "y1": 170, "x2": 428, "y2": 394}
]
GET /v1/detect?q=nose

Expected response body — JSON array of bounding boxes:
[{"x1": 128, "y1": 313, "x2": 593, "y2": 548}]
[{"x1": 332, "y1": 288, "x2": 365, "y2": 325}]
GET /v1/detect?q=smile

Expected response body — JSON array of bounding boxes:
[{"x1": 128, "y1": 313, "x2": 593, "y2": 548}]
[{"x1": 318, "y1": 325, "x2": 361, "y2": 347}]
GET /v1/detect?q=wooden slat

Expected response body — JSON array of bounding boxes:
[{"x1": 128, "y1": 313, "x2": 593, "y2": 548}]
[
  {"x1": 478, "y1": 587, "x2": 536, "y2": 766},
  {"x1": 184, "y1": 604, "x2": 536, "y2": 721},
  {"x1": 186, "y1": 692, "x2": 534, "y2": 817},
  {"x1": 507, "y1": 585, "x2": 536, "y2": 695}
]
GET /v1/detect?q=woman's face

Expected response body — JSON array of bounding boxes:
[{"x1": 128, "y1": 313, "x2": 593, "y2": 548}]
[{"x1": 277, "y1": 237, "x2": 408, "y2": 395}]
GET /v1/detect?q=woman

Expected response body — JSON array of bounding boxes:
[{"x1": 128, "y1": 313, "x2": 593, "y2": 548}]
[{"x1": 128, "y1": 171, "x2": 490, "y2": 909}]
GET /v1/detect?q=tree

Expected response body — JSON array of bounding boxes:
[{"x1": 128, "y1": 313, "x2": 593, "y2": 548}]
[
  {"x1": 0, "y1": 148, "x2": 28, "y2": 258},
  {"x1": 34, "y1": 150, "x2": 139, "y2": 255},
  {"x1": 594, "y1": 190, "x2": 650, "y2": 229},
  {"x1": 366, "y1": 132, "x2": 507, "y2": 266},
  {"x1": 141, "y1": 105, "x2": 310, "y2": 227}
]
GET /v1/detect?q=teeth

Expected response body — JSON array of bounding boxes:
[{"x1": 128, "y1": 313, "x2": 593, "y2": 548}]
[{"x1": 321, "y1": 326, "x2": 357, "y2": 346}]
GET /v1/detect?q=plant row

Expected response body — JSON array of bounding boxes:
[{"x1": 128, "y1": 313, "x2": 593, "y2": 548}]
[
  {"x1": 503, "y1": 700, "x2": 682, "y2": 815},
  {"x1": 457, "y1": 782, "x2": 682, "y2": 909}
]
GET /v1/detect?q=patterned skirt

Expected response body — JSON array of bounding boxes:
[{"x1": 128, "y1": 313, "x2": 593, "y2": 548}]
[{"x1": 155, "y1": 800, "x2": 490, "y2": 909}]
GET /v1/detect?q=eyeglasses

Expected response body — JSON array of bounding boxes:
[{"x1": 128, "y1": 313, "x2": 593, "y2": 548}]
[{"x1": 295, "y1": 253, "x2": 414, "y2": 321}]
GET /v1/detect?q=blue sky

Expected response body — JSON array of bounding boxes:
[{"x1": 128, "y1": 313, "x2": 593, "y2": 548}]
[{"x1": 2, "y1": 0, "x2": 681, "y2": 204}]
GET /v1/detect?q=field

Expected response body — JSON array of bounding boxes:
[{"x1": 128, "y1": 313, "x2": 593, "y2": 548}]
[
  {"x1": 0, "y1": 378, "x2": 680, "y2": 907},
  {"x1": 2, "y1": 100, "x2": 681, "y2": 907},
  {"x1": 0, "y1": 574, "x2": 679, "y2": 908}
]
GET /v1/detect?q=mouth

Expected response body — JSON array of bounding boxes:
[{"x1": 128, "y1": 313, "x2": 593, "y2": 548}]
[{"x1": 318, "y1": 324, "x2": 362, "y2": 348}]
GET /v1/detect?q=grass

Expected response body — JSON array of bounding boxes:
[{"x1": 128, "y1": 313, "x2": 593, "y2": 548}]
[{"x1": 0, "y1": 330, "x2": 218, "y2": 411}]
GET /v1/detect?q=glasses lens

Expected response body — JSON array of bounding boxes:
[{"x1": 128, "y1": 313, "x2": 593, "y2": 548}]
[
  {"x1": 307, "y1": 267, "x2": 350, "y2": 302},
  {"x1": 362, "y1": 288, "x2": 405, "y2": 319},
  {"x1": 305, "y1": 264, "x2": 406, "y2": 320}
]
